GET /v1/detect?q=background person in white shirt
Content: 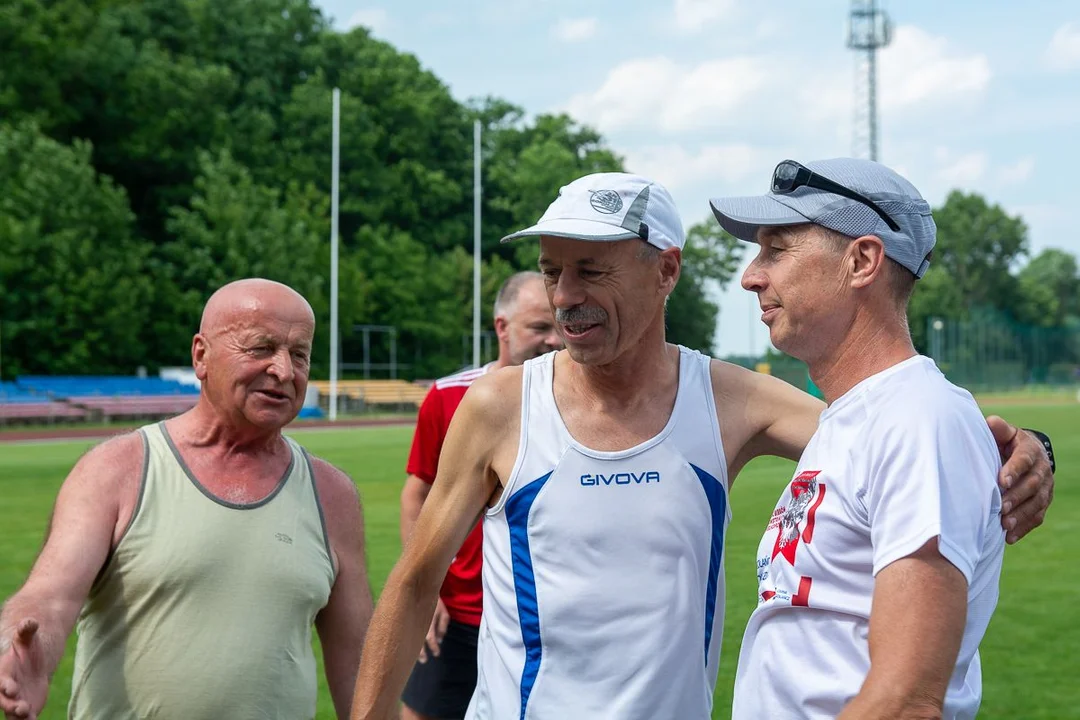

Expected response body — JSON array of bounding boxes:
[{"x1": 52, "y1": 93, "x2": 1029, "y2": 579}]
[{"x1": 711, "y1": 158, "x2": 1011, "y2": 720}]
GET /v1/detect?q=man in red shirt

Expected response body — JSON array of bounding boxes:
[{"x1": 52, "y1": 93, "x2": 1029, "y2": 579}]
[{"x1": 399, "y1": 271, "x2": 562, "y2": 720}]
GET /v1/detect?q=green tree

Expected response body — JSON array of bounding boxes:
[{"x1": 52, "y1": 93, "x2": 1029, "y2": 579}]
[
  {"x1": 0, "y1": 0, "x2": 242, "y2": 236},
  {"x1": 908, "y1": 191, "x2": 1029, "y2": 350},
  {"x1": 282, "y1": 30, "x2": 473, "y2": 252},
  {"x1": 1014, "y1": 248, "x2": 1080, "y2": 380},
  {"x1": 0, "y1": 0, "x2": 332, "y2": 242},
  {"x1": 0, "y1": 122, "x2": 152, "y2": 377},
  {"x1": 1016, "y1": 248, "x2": 1079, "y2": 328},
  {"x1": 154, "y1": 149, "x2": 358, "y2": 370},
  {"x1": 666, "y1": 220, "x2": 745, "y2": 353},
  {"x1": 0, "y1": 0, "x2": 649, "y2": 380},
  {"x1": 342, "y1": 225, "x2": 518, "y2": 379},
  {"x1": 471, "y1": 99, "x2": 624, "y2": 266}
]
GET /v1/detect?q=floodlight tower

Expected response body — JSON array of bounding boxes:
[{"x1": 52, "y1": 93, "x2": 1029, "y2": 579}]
[{"x1": 847, "y1": 0, "x2": 892, "y2": 161}]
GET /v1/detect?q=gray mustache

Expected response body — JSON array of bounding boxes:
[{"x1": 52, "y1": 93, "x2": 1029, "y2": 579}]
[{"x1": 556, "y1": 307, "x2": 607, "y2": 325}]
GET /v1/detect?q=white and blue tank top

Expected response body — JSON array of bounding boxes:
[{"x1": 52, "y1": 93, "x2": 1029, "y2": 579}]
[{"x1": 465, "y1": 346, "x2": 731, "y2": 720}]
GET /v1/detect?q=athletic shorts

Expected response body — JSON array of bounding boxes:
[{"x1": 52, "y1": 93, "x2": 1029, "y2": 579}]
[{"x1": 401, "y1": 619, "x2": 480, "y2": 719}]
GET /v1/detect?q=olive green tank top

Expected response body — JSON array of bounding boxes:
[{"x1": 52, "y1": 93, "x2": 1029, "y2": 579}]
[{"x1": 68, "y1": 422, "x2": 335, "y2": 719}]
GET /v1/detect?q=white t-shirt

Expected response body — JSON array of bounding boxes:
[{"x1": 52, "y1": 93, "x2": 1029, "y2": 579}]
[{"x1": 732, "y1": 355, "x2": 1006, "y2": 720}]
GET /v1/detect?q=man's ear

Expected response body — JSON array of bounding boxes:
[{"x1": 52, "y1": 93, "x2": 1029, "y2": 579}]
[
  {"x1": 849, "y1": 235, "x2": 887, "y2": 289},
  {"x1": 193, "y1": 334, "x2": 209, "y2": 381},
  {"x1": 494, "y1": 315, "x2": 510, "y2": 343},
  {"x1": 658, "y1": 247, "x2": 681, "y2": 297}
]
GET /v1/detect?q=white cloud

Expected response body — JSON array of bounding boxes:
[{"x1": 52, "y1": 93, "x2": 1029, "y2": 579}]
[
  {"x1": 344, "y1": 8, "x2": 388, "y2": 33},
  {"x1": 879, "y1": 26, "x2": 991, "y2": 113},
  {"x1": 997, "y1": 157, "x2": 1036, "y2": 186},
  {"x1": 673, "y1": 0, "x2": 736, "y2": 34},
  {"x1": 564, "y1": 56, "x2": 770, "y2": 133},
  {"x1": 623, "y1": 143, "x2": 776, "y2": 195},
  {"x1": 929, "y1": 150, "x2": 1035, "y2": 192},
  {"x1": 421, "y1": 11, "x2": 455, "y2": 27},
  {"x1": 886, "y1": 145, "x2": 1040, "y2": 204},
  {"x1": 1044, "y1": 22, "x2": 1080, "y2": 72},
  {"x1": 752, "y1": 16, "x2": 784, "y2": 41},
  {"x1": 1011, "y1": 204, "x2": 1079, "y2": 256},
  {"x1": 565, "y1": 24, "x2": 989, "y2": 139},
  {"x1": 935, "y1": 149, "x2": 989, "y2": 188},
  {"x1": 552, "y1": 17, "x2": 598, "y2": 43}
]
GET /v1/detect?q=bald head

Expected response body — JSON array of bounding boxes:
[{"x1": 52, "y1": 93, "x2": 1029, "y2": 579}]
[
  {"x1": 193, "y1": 278, "x2": 315, "y2": 432},
  {"x1": 200, "y1": 278, "x2": 314, "y2": 336}
]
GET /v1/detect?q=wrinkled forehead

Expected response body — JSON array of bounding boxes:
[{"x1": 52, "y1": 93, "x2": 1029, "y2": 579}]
[{"x1": 212, "y1": 302, "x2": 314, "y2": 343}]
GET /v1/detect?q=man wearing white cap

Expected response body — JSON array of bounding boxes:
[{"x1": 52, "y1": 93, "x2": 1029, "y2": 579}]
[
  {"x1": 348, "y1": 171, "x2": 1054, "y2": 720},
  {"x1": 710, "y1": 158, "x2": 1040, "y2": 719}
]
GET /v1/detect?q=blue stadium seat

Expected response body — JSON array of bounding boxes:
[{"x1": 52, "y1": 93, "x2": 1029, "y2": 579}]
[
  {"x1": 16, "y1": 376, "x2": 199, "y2": 398},
  {"x1": 0, "y1": 382, "x2": 43, "y2": 403}
]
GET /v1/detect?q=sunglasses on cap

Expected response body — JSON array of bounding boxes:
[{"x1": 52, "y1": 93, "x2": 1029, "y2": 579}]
[{"x1": 771, "y1": 160, "x2": 901, "y2": 232}]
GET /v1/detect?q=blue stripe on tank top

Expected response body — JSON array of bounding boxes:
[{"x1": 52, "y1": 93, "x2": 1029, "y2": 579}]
[
  {"x1": 691, "y1": 463, "x2": 727, "y2": 665},
  {"x1": 505, "y1": 470, "x2": 553, "y2": 720}
]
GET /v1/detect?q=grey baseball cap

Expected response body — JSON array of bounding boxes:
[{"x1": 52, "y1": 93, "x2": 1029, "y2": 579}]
[{"x1": 709, "y1": 158, "x2": 937, "y2": 278}]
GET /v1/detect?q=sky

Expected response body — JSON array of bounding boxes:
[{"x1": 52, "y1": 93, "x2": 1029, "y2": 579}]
[{"x1": 314, "y1": 0, "x2": 1080, "y2": 357}]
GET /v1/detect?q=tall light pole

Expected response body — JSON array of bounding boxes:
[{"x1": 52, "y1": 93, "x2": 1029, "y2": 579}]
[
  {"x1": 847, "y1": 0, "x2": 892, "y2": 161},
  {"x1": 329, "y1": 88, "x2": 340, "y2": 420},
  {"x1": 472, "y1": 120, "x2": 482, "y2": 369}
]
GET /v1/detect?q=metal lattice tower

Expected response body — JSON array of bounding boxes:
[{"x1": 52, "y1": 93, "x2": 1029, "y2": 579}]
[{"x1": 847, "y1": 0, "x2": 892, "y2": 161}]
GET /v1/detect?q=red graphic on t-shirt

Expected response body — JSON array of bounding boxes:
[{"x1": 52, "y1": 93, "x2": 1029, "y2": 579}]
[{"x1": 771, "y1": 470, "x2": 826, "y2": 566}]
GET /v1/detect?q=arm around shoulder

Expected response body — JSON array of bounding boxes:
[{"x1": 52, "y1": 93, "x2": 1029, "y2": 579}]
[{"x1": 710, "y1": 360, "x2": 825, "y2": 480}]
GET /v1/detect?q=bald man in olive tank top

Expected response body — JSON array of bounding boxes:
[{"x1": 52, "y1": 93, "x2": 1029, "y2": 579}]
[{"x1": 0, "y1": 279, "x2": 374, "y2": 720}]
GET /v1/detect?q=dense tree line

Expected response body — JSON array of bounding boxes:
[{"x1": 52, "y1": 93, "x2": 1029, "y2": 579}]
[
  {"x1": 909, "y1": 192, "x2": 1079, "y2": 341},
  {"x1": 1, "y1": 0, "x2": 1075, "y2": 381},
  {"x1": 907, "y1": 192, "x2": 1080, "y2": 383},
  {"x1": 0, "y1": 0, "x2": 747, "y2": 380}
]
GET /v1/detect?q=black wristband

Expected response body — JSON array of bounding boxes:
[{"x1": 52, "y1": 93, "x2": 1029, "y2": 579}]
[{"x1": 1023, "y1": 428, "x2": 1055, "y2": 474}]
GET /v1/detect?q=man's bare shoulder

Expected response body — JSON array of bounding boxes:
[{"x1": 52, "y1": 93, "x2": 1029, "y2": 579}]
[
  {"x1": 70, "y1": 431, "x2": 146, "y2": 486},
  {"x1": 306, "y1": 454, "x2": 363, "y2": 577},
  {"x1": 708, "y1": 358, "x2": 813, "y2": 403},
  {"x1": 51, "y1": 431, "x2": 145, "y2": 538},
  {"x1": 461, "y1": 364, "x2": 524, "y2": 424},
  {"x1": 308, "y1": 455, "x2": 361, "y2": 514},
  {"x1": 440, "y1": 366, "x2": 523, "y2": 478},
  {"x1": 708, "y1": 358, "x2": 768, "y2": 404}
]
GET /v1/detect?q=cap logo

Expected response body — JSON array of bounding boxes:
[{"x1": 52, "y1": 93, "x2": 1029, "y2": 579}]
[{"x1": 589, "y1": 189, "x2": 623, "y2": 215}]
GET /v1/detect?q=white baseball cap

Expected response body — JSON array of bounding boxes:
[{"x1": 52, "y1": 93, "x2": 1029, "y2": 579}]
[{"x1": 500, "y1": 172, "x2": 686, "y2": 250}]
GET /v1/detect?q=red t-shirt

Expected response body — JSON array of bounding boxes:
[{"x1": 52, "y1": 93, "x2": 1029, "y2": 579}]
[{"x1": 405, "y1": 364, "x2": 490, "y2": 626}]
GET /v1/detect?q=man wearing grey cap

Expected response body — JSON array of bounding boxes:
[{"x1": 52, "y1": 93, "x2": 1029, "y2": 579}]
[
  {"x1": 711, "y1": 158, "x2": 1011, "y2": 719},
  {"x1": 349, "y1": 170, "x2": 1052, "y2": 720}
]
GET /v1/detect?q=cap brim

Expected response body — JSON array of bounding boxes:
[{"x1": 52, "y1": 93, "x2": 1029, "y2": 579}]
[
  {"x1": 500, "y1": 217, "x2": 641, "y2": 244},
  {"x1": 708, "y1": 195, "x2": 813, "y2": 243}
]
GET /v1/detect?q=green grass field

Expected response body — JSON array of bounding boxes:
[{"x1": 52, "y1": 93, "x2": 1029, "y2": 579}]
[{"x1": 1, "y1": 404, "x2": 1077, "y2": 719}]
